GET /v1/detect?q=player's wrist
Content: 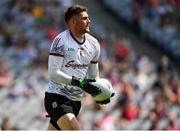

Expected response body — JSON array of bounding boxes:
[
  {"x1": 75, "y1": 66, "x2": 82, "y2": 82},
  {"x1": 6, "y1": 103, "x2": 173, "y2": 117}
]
[
  {"x1": 71, "y1": 76, "x2": 84, "y2": 88},
  {"x1": 71, "y1": 77, "x2": 101, "y2": 96}
]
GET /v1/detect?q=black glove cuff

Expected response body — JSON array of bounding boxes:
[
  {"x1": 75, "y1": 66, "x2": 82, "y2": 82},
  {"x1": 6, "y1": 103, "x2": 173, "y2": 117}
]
[
  {"x1": 96, "y1": 98, "x2": 110, "y2": 104},
  {"x1": 71, "y1": 76, "x2": 80, "y2": 85}
]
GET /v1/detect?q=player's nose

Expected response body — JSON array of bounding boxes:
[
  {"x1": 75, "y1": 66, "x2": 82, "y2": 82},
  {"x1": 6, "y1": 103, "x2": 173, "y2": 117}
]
[{"x1": 87, "y1": 18, "x2": 91, "y2": 23}]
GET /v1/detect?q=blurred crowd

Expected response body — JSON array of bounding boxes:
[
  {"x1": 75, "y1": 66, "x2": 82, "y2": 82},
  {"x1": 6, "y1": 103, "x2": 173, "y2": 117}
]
[
  {"x1": 0, "y1": 0, "x2": 71, "y2": 129},
  {"x1": 0, "y1": 0, "x2": 180, "y2": 130},
  {"x1": 102, "y1": 0, "x2": 180, "y2": 59}
]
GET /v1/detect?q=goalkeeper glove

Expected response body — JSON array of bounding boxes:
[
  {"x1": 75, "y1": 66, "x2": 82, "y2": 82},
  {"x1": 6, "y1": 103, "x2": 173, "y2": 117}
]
[
  {"x1": 96, "y1": 99, "x2": 110, "y2": 104},
  {"x1": 71, "y1": 76, "x2": 102, "y2": 97},
  {"x1": 96, "y1": 92, "x2": 115, "y2": 104}
]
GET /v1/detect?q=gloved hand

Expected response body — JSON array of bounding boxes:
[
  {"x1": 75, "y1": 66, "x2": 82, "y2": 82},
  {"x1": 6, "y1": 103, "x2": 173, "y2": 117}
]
[
  {"x1": 96, "y1": 92, "x2": 115, "y2": 104},
  {"x1": 96, "y1": 99, "x2": 110, "y2": 104},
  {"x1": 71, "y1": 76, "x2": 102, "y2": 97}
]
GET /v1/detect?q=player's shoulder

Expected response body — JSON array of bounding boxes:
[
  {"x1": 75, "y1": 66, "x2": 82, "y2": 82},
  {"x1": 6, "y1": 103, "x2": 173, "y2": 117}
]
[
  {"x1": 85, "y1": 33, "x2": 100, "y2": 50},
  {"x1": 85, "y1": 33, "x2": 99, "y2": 44},
  {"x1": 55, "y1": 30, "x2": 69, "y2": 40}
]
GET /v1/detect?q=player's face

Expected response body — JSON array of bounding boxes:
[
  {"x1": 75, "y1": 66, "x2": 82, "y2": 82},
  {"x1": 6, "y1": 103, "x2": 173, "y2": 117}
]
[{"x1": 75, "y1": 11, "x2": 91, "y2": 34}]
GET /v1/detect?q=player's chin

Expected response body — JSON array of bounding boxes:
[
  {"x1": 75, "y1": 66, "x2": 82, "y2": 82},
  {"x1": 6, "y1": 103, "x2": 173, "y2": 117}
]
[{"x1": 85, "y1": 28, "x2": 90, "y2": 32}]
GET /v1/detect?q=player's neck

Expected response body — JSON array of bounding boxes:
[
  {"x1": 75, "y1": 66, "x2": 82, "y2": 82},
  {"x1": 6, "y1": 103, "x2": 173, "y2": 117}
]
[{"x1": 69, "y1": 30, "x2": 85, "y2": 43}]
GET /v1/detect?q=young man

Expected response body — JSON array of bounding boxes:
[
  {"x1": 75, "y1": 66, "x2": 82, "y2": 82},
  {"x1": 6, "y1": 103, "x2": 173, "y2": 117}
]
[{"x1": 44, "y1": 5, "x2": 111, "y2": 130}]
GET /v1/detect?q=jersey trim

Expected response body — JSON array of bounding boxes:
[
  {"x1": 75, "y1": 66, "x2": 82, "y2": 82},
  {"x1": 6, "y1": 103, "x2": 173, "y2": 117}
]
[
  {"x1": 69, "y1": 30, "x2": 86, "y2": 45},
  {"x1": 90, "y1": 61, "x2": 98, "y2": 64},
  {"x1": 49, "y1": 52, "x2": 64, "y2": 57}
]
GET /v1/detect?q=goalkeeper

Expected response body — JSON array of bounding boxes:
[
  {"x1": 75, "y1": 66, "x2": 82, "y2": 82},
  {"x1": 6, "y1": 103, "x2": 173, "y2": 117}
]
[{"x1": 44, "y1": 5, "x2": 113, "y2": 130}]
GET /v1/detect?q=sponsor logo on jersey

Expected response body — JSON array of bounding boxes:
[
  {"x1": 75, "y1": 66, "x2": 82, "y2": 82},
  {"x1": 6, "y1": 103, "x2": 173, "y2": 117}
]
[
  {"x1": 68, "y1": 48, "x2": 75, "y2": 51},
  {"x1": 65, "y1": 60, "x2": 88, "y2": 69}
]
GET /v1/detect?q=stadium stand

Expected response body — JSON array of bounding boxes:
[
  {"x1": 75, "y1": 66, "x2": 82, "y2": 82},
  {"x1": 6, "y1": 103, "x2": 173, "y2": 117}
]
[
  {"x1": 0, "y1": 0, "x2": 180, "y2": 130},
  {"x1": 101, "y1": 0, "x2": 180, "y2": 59}
]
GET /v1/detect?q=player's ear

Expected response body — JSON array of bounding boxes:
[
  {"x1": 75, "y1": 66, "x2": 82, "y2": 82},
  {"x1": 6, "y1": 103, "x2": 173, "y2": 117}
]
[
  {"x1": 72, "y1": 19, "x2": 76, "y2": 24},
  {"x1": 68, "y1": 18, "x2": 75, "y2": 26},
  {"x1": 68, "y1": 16, "x2": 74, "y2": 24},
  {"x1": 71, "y1": 15, "x2": 79, "y2": 24}
]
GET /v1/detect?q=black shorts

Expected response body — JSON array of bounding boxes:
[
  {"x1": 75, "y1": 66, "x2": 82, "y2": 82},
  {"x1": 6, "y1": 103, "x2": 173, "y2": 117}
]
[{"x1": 44, "y1": 92, "x2": 81, "y2": 130}]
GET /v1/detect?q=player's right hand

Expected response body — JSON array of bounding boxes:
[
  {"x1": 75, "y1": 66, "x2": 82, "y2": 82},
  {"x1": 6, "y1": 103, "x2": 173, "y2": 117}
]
[{"x1": 71, "y1": 76, "x2": 102, "y2": 96}]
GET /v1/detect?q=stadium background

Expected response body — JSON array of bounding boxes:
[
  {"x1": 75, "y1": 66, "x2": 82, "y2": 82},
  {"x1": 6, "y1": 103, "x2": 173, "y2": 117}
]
[{"x1": 0, "y1": 0, "x2": 179, "y2": 130}]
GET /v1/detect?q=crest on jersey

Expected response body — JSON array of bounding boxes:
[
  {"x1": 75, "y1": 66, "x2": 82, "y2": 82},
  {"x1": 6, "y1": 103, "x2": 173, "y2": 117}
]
[{"x1": 52, "y1": 101, "x2": 58, "y2": 108}]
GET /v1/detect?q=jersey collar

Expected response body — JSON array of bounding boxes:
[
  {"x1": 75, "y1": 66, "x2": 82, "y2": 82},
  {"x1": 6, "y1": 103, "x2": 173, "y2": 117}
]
[{"x1": 69, "y1": 30, "x2": 86, "y2": 45}]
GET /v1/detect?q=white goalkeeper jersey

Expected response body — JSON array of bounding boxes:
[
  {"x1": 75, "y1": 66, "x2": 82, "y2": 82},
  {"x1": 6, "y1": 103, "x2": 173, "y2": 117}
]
[{"x1": 47, "y1": 30, "x2": 100, "y2": 101}]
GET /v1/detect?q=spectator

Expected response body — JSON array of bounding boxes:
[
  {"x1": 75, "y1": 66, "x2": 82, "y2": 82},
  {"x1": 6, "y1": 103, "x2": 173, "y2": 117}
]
[
  {"x1": 121, "y1": 100, "x2": 139, "y2": 121},
  {"x1": 1, "y1": 116, "x2": 12, "y2": 130},
  {"x1": 167, "y1": 118, "x2": 180, "y2": 130},
  {"x1": 0, "y1": 116, "x2": 21, "y2": 130},
  {"x1": 94, "y1": 112, "x2": 115, "y2": 130},
  {"x1": 0, "y1": 57, "x2": 11, "y2": 88},
  {"x1": 154, "y1": 55, "x2": 174, "y2": 89},
  {"x1": 115, "y1": 36, "x2": 130, "y2": 73},
  {"x1": 167, "y1": 74, "x2": 180, "y2": 104},
  {"x1": 148, "y1": 109, "x2": 160, "y2": 130}
]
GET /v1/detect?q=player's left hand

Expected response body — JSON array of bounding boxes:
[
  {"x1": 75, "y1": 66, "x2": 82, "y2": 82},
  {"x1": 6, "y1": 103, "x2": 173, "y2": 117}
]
[
  {"x1": 96, "y1": 98, "x2": 110, "y2": 104},
  {"x1": 96, "y1": 92, "x2": 115, "y2": 104}
]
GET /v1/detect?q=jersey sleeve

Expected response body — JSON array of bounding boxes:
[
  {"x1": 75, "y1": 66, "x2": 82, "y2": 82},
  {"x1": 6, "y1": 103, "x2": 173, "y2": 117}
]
[
  {"x1": 48, "y1": 55, "x2": 72, "y2": 85},
  {"x1": 90, "y1": 40, "x2": 100, "y2": 64},
  {"x1": 88, "y1": 40, "x2": 100, "y2": 79},
  {"x1": 49, "y1": 35, "x2": 64, "y2": 57},
  {"x1": 48, "y1": 34, "x2": 72, "y2": 85}
]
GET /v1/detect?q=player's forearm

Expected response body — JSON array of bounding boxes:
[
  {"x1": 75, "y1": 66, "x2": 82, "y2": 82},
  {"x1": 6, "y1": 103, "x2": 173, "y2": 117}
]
[
  {"x1": 48, "y1": 55, "x2": 72, "y2": 85},
  {"x1": 48, "y1": 69, "x2": 72, "y2": 85}
]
